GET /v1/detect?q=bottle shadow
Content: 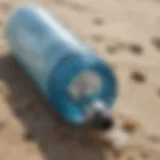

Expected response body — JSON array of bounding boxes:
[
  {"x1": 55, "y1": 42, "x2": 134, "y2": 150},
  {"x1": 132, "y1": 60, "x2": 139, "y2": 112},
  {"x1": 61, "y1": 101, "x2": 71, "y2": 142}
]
[{"x1": 0, "y1": 54, "x2": 109, "y2": 160}]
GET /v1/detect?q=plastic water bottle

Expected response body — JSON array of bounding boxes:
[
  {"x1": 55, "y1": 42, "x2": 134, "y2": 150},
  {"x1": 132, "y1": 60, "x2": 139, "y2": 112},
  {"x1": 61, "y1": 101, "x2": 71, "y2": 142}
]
[{"x1": 5, "y1": 4, "x2": 117, "y2": 129}]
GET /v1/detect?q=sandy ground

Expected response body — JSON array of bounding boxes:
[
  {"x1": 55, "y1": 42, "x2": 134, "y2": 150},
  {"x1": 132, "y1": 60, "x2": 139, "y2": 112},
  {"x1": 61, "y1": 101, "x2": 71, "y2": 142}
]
[{"x1": 0, "y1": 0, "x2": 160, "y2": 159}]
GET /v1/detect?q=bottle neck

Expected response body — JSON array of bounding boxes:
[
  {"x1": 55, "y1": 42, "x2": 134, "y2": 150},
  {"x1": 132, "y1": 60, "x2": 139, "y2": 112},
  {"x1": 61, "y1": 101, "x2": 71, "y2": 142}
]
[{"x1": 85, "y1": 100, "x2": 114, "y2": 130}]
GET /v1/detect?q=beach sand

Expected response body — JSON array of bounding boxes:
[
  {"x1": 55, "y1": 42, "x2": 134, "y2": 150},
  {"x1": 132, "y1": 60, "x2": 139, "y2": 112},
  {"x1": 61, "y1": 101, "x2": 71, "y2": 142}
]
[{"x1": 0, "y1": 0, "x2": 160, "y2": 159}]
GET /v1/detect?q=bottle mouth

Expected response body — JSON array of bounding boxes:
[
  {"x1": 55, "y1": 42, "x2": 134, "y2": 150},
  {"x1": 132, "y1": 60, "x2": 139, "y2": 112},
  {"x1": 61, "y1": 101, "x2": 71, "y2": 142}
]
[
  {"x1": 85, "y1": 100, "x2": 114, "y2": 131},
  {"x1": 68, "y1": 71, "x2": 102, "y2": 101}
]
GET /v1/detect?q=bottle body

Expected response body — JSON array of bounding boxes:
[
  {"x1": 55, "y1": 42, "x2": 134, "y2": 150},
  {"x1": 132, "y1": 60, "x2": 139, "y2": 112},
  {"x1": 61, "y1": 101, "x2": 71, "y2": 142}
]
[{"x1": 5, "y1": 5, "x2": 117, "y2": 125}]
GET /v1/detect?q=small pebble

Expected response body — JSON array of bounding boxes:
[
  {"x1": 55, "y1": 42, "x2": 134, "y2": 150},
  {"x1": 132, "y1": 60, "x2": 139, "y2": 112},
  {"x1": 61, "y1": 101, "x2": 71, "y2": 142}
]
[
  {"x1": 0, "y1": 2, "x2": 11, "y2": 11},
  {"x1": 128, "y1": 44, "x2": 143, "y2": 54},
  {"x1": 140, "y1": 151, "x2": 150, "y2": 159},
  {"x1": 152, "y1": 37, "x2": 160, "y2": 51},
  {"x1": 23, "y1": 132, "x2": 35, "y2": 141},
  {"x1": 131, "y1": 71, "x2": 146, "y2": 83},
  {"x1": 147, "y1": 134, "x2": 160, "y2": 143},
  {"x1": 92, "y1": 34, "x2": 104, "y2": 42},
  {"x1": 107, "y1": 45, "x2": 118, "y2": 54},
  {"x1": 93, "y1": 17, "x2": 104, "y2": 25},
  {"x1": 95, "y1": 128, "x2": 130, "y2": 151},
  {"x1": 157, "y1": 88, "x2": 160, "y2": 97},
  {"x1": 106, "y1": 42, "x2": 125, "y2": 54},
  {"x1": 0, "y1": 121, "x2": 5, "y2": 131},
  {"x1": 109, "y1": 129, "x2": 130, "y2": 151},
  {"x1": 122, "y1": 117, "x2": 139, "y2": 134}
]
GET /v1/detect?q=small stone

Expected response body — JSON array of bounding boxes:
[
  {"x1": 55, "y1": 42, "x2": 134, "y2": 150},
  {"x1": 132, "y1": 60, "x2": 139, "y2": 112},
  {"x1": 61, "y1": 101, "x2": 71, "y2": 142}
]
[
  {"x1": 93, "y1": 128, "x2": 130, "y2": 151},
  {"x1": 131, "y1": 71, "x2": 146, "y2": 83},
  {"x1": 157, "y1": 88, "x2": 160, "y2": 97},
  {"x1": 106, "y1": 42, "x2": 125, "y2": 54},
  {"x1": 0, "y1": 2, "x2": 11, "y2": 11},
  {"x1": 122, "y1": 117, "x2": 139, "y2": 133},
  {"x1": 147, "y1": 134, "x2": 160, "y2": 143},
  {"x1": 92, "y1": 34, "x2": 104, "y2": 42},
  {"x1": 140, "y1": 151, "x2": 150, "y2": 159},
  {"x1": 152, "y1": 37, "x2": 160, "y2": 51},
  {"x1": 0, "y1": 121, "x2": 5, "y2": 131},
  {"x1": 23, "y1": 132, "x2": 35, "y2": 141},
  {"x1": 107, "y1": 45, "x2": 117, "y2": 54},
  {"x1": 108, "y1": 129, "x2": 130, "y2": 151},
  {"x1": 128, "y1": 44, "x2": 143, "y2": 54},
  {"x1": 93, "y1": 17, "x2": 104, "y2": 25}
]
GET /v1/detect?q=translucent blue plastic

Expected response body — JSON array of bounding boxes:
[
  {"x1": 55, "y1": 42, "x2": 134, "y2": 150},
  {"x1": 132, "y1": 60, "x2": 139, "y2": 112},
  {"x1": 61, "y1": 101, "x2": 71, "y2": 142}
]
[{"x1": 5, "y1": 4, "x2": 117, "y2": 125}]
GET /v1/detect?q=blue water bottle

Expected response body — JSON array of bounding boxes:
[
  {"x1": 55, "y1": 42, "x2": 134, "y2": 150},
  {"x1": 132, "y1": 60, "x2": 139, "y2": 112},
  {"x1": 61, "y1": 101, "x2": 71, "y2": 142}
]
[{"x1": 5, "y1": 4, "x2": 117, "y2": 130}]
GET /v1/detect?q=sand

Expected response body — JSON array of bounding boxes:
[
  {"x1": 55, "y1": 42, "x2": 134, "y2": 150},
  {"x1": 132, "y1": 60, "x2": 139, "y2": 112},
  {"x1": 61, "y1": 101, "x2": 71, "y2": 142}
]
[{"x1": 0, "y1": 0, "x2": 160, "y2": 159}]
